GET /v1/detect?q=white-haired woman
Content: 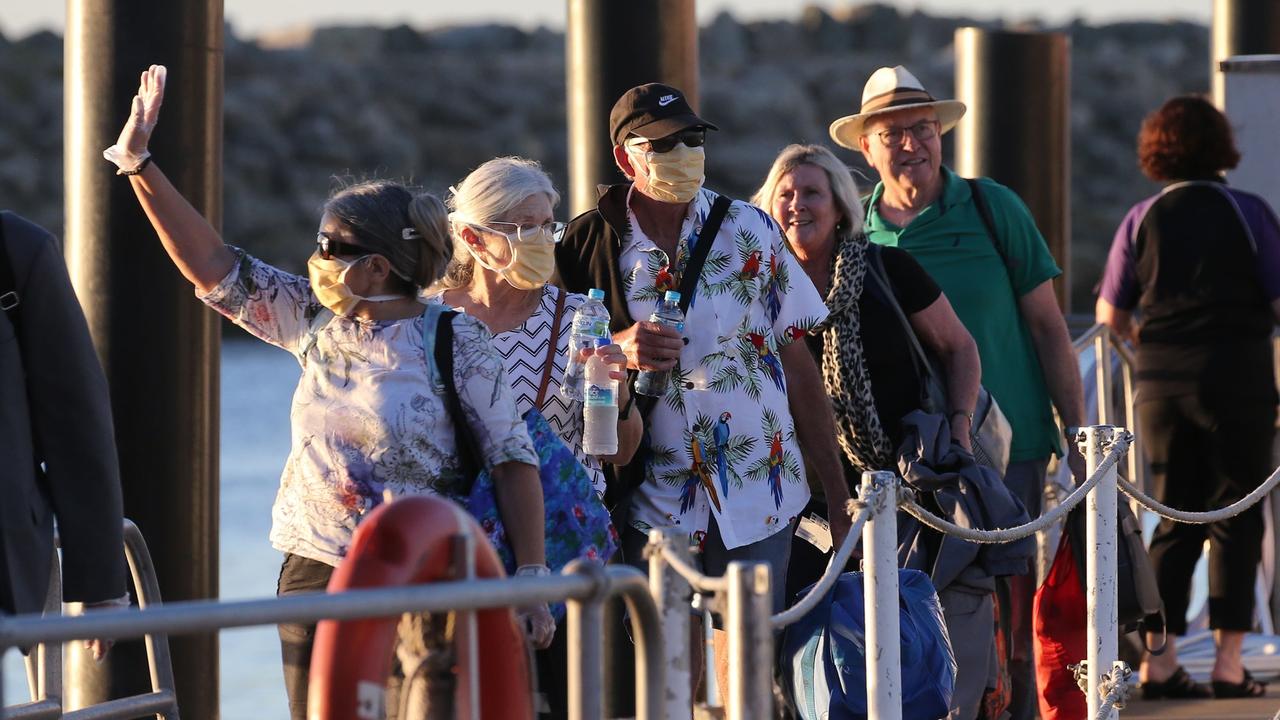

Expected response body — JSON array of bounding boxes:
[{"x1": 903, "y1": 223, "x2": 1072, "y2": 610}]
[
  {"x1": 436, "y1": 156, "x2": 642, "y2": 718},
  {"x1": 106, "y1": 66, "x2": 552, "y2": 720},
  {"x1": 752, "y1": 143, "x2": 980, "y2": 580}
]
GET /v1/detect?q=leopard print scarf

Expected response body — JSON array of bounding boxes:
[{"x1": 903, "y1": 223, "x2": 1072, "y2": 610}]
[{"x1": 816, "y1": 232, "x2": 893, "y2": 474}]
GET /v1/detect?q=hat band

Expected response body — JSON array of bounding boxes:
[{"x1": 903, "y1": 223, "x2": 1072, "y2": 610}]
[{"x1": 860, "y1": 88, "x2": 936, "y2": 115}]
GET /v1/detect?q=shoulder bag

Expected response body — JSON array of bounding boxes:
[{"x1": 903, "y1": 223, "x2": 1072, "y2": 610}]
[
  {"x1": 865, "y1": 244, "x2": 1013, "y2": 475},
  {"x1": 433, "y1": 292, "x2": 618, "y2": 610}
]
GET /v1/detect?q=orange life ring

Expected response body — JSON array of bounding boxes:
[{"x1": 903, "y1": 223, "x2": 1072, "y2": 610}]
[{"x1": 308, "y1": 496, "x2": 534, "y2": 720}]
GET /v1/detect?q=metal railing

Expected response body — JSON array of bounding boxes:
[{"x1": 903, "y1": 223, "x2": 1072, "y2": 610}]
[
  {"x1": 1071, "y1": 323, "x2": 1145, "y2": 495},
  {"x1": 5, "y1": 520, "x2": 178, "y2": 720},
  {"x1": 642, "y1": 424, "x2": 1280, "y2": 720},
  {"x1": 0, "y1": 560, "x2": 663, "y2": 720}
]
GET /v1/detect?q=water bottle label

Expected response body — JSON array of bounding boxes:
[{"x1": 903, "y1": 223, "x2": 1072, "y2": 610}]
[
  {"x1": 648, "y1": 314, "x2": 684, "y2": 334},
  {"x1": 572, "y1": 316, "x2": 610, "y2": 338},
  {"x1": 584, "y1": 384, "x2": 616, "y2": 406}
]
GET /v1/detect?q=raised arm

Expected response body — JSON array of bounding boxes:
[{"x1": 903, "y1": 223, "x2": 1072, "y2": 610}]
[{"x1": 104, "y1": 65, "x2": 234, "y2": 292}]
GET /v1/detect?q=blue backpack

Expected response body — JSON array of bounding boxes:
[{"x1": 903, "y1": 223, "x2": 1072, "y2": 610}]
[{"x1": 782, "y1": 569, "x2": 956, "y2": 720}]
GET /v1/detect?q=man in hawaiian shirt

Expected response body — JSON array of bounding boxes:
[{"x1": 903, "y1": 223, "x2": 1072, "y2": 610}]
[{"x1": 556, "y1": 82, "x2": 851, "y2": 692}]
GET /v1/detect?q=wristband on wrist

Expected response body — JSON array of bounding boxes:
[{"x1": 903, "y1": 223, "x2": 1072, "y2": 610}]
[
  {"x1": 949, "y1": 409, "x2": 974, "y2": 424},
  {"x1": 119, "y1": 154, "x2": 152, "y2": 176}
]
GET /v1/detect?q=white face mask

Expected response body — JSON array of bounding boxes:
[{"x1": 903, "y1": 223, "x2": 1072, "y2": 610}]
[
  {"x1": 627, "y1": 143, "x2": 706, "y2": 204},
  {"x1": 307, "y1": 252, "x2": 403, "y2": 316}
]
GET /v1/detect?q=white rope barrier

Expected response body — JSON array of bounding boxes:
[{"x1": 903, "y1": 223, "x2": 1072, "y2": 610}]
[
  {"x1": 897, "y1": 433, "x2": 1133, "y2": 545},
  {"x1": 1118, "y1": 465, "x2": 1280, "y2": 524},
  {"x1": 770, "y1": 498, "x2": 874, "y2": 629}
]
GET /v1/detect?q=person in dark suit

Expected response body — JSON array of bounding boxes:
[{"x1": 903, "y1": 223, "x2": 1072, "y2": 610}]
[{"x1": 0, "y1": 210, "x2": 128, "y2": 657}]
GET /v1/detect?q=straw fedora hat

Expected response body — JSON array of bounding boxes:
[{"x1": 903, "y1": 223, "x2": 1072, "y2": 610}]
[{"x1": 829, "y1": 65, "x2": 967, "y2": 150}]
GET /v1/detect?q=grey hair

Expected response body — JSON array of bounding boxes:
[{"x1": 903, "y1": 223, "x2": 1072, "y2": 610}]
[
  {"x1": 324, "y1": 180, "x2": 452, "y2": 290},
  {"x1": 438, "y1": 157, "x2": 560, "y2": 290},
  {"x1": 751, "y1": 144, "x2": 864, "y2": 239}
]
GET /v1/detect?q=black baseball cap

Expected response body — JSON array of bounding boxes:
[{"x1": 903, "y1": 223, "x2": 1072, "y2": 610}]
[{"x1": 609, "y1": 83, "x2": 718, "y2": 147}]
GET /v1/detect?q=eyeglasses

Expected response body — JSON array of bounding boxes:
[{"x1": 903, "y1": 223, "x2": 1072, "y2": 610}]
[
  {"x1": 626, "y1": 128, "x2": 706, "y2": 154},
  {"x1": 870, "y1": 120, "x2": 940, "y2": 148},
  {"x1": 479, "y1": 221, "x2": 567, "y2": 244},
  {"x1": 315, "y1": 233, "x2": 371, "y2": 260}
]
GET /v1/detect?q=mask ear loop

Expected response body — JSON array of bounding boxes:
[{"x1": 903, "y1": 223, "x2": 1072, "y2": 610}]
[{"x1": 459, "y1": 223, "x2": 517, "y2": 274}]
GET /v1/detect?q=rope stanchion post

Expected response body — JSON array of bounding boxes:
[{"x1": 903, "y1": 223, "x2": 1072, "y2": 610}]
[
  {"x1": 1084, "y1": 425, "x2": 1122, "y2": 720},
  {"x1": 862, "y1": 470, "x2": 902, "y2": 720},
  {"x1": 725, "y1": 561, "x2": 772, "y2": 720},
  {"x1": 646, "y1": 528, "x2": 692, "y2": 720}
]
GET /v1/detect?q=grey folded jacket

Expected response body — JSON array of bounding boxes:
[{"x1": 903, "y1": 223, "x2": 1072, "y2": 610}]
[{"x1": 895, "y1": 410, "x2": 1034, "y2": 592}]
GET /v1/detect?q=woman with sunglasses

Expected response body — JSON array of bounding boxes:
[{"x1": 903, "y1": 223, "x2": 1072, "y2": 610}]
[
  {"x1": 104, "y1": 66, "x2": 552, "y2": 720},
  {"x1": 435, "y1": 156, "x2": 641, "y2": 718}
]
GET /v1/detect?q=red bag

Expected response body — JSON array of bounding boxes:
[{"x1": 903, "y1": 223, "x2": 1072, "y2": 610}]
[{"x1": 1033, "y1": 532, "x2": 1087, "y2": 720}]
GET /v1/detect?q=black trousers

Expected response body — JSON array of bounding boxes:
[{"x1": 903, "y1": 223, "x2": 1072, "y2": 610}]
[
  {"x1": 1139, "y1": 394, "x2": 1275, "y2": 635},
  {"x1": 277, "y1": 553, "x2": 335, "y2": 720}
]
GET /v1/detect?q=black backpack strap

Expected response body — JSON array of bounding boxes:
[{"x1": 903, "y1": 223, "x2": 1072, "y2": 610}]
[
  {"x1": 676, "y1": 194, "x2": 733, "y2": 313},
  {"x1": 434, "y1": 310, "x2": 482, "y2": 481},
  {"x1": 613, "y1": 194, "x2": 734, "y2": 511},
  {"x1": 965, "y1": 178, "x2": 1009, "y2": 271},
  {"x1": 0, "y1": 211, "x2": 21, "y2": 333}
]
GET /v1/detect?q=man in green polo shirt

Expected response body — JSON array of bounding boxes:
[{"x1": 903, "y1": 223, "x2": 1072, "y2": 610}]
[{"x1": 830, "y1": 65, "x2": 1086, "y2": 720}]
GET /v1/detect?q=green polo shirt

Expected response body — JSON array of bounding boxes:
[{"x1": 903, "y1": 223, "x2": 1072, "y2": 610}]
[{"x1": 865, "y1": 166, "x2": 1063, "y2": 463}]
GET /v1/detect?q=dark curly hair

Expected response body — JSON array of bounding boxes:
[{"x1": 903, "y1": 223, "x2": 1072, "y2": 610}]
[{"x1": 1137, "y1": 95, "x2": 1241, "y2": 181}]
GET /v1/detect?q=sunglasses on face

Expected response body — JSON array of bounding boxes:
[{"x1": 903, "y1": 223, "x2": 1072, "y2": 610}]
[
  {"x1": 626, "y1": 128, "x2": 707, "y2": 154},
  {"x1": 315, "y1": 233, "x2": 372, "y2": 260}
]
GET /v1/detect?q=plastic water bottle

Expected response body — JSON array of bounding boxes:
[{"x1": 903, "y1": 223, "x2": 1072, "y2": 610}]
[
  {"x1": 582, "y1": 337, "x2": 619, "y2": 456},
  {"x1": 634, "y1": 290, "x2": 685, "y2": 397},
  {"x1": 560, "y1": 288, "x2": 611, "y2": 401}
]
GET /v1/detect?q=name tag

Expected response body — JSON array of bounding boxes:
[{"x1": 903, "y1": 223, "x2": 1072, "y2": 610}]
[{"x1": 796, "y1": 513, "x2": 833, "y2": 554}]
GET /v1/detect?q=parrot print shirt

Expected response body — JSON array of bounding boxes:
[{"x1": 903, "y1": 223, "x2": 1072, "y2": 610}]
[{"x1": 620, "y1": 187, "x2": 828, "y2": 550}]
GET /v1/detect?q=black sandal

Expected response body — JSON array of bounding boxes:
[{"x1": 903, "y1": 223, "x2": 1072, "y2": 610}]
[
  {"x1": 1212, "y1": 668, "x2": 1268, "y2": 699},
  {"x1": 1142, "y1": 666, "x2": 1212, "y2": 700}
]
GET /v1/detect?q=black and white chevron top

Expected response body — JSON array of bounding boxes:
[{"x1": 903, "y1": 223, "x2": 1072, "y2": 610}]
[{"x1": 488, "y1": 285, "x2": 605, "y2": 496}]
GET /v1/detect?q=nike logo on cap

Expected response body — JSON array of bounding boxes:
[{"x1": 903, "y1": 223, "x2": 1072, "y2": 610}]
[{"x1": 658, "y1": 94, "x2": 678, "y2": 107}]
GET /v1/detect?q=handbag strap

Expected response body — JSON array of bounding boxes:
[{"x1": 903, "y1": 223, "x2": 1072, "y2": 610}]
[
  {"x1": 864, "y1": 243, "x2": 941, "y2": 388},
  {"x1": 432, "y1": 309, "x2": 483, "y2": 481},
  {"x1": 677, "y1": 194, "x2": 733, "y2": 313},
  {"x1": 535, "y1": 287, "x2": 566, "y2": 409}
]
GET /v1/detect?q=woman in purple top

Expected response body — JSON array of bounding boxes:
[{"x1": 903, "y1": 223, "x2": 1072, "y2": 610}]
[{"x1": 1097, "y1": 95, "x2": 1280, "y2": 700}]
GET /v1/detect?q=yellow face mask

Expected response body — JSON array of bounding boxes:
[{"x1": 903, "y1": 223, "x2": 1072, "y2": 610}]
[
  {"x1": 627, "y1": 143, "x2": 705, "y2": 204},
  {"x1": 464, "y1": 225, "x2": 557, "y2": 291},
  {"x1": 306, "y1": 252, "x2": 403, "y2": 316}
]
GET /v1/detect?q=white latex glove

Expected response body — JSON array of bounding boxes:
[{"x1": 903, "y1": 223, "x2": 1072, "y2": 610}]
[
  {"x1": 514, "y1": 564, "x2": 555, "y2": 650},
  {"x1": 103, "y1": 64, "x2": 167, "y2": 173},
  {"x1": 77, "y1": 593, "x2": 131, "y2": 662}
]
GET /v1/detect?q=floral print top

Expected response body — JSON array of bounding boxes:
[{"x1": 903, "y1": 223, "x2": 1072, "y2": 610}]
[
  {"x1": 200, "y1": 249, "x2": 537, "y2": 567},
  {"x1": 459, "y1": 285, "x2": 607, "y2": 499},
  {"x1": 620, "y1": 188, "x2": 829, "y2": 550}
]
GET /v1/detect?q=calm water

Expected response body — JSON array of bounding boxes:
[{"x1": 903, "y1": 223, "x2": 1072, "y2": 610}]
[{"x1": 4, "y1": 339, "x2": 300, "y2": 718}]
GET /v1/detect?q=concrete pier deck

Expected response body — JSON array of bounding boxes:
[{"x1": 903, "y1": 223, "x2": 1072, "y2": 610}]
[{"x1": 1124, "y1": 687, "x2": 1280, "y2": 719}]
